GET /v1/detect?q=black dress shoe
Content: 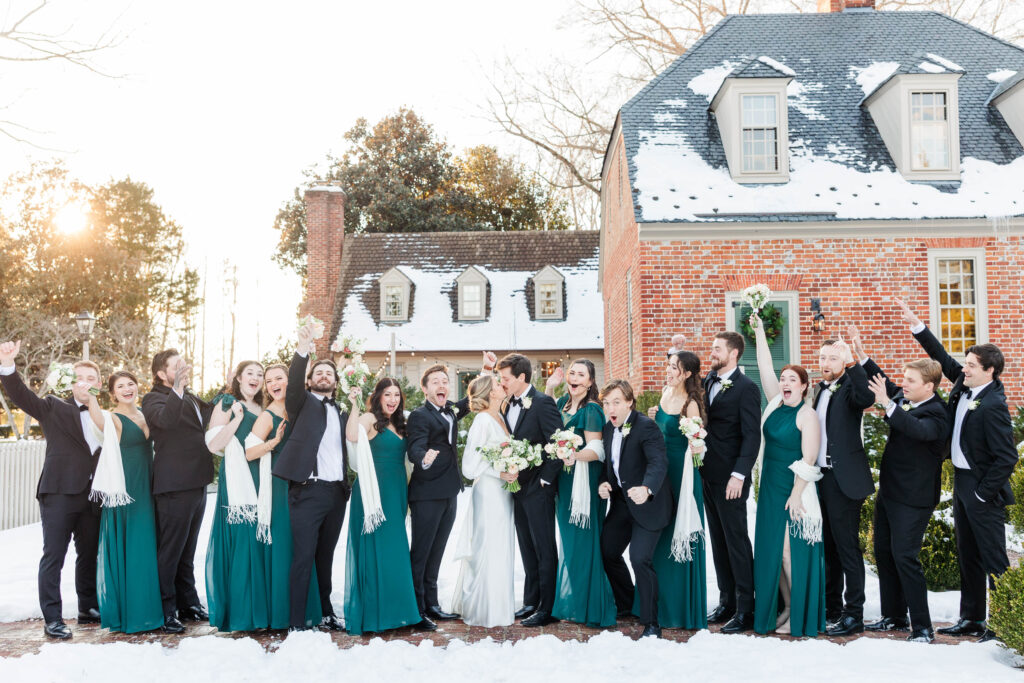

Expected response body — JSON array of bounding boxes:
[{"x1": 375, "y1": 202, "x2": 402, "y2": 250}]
[
  {"x1": 521, "y1": 611, "x2": 559, "y2": 627},
  {"x1": 44, "y1": 620, "x2": 72, "y2": 639},
  {"x1": 179, "y1": 604, "x2": 209, "y2": 622},
  {"x1": 707, "y1": 604, "x2": 735, "y2": 625},
  {"x1": 77, "y1": 607, "x2": 101, "y2": 624},
  {"x1": 161, "y1": 616, "x2": 185, "y2": 634},
  {"x1": 426, "y1": 605, "x2": 459, "y2": 621},
  {"x1": 936, "y1": 619, "x2": 986, "y2": 637},
  {"x1": 865, "y1": 616, "x2": 909, "y2": 632},
  {"x1": 826, "y1": 611, "x2": 843, "y2": 626},
  {"x1": 415, "y1": 615, "x2": 437, "y2": 632},
  {"x1": 978, "y1": 629, "x2": 999, "y2": 643},
  {"x1": 827, "y1": 615, "x2": 864, "y2": 637},
  {"x1": 640, "y1": 624, "x2": 662, "y2": 639},
  {"x1": 287, "y1": 625, "x2": 314, "y2": 633},
  {"x1": 721, "y1": 612, "x2": 753, "y2": 634},
  {"x1": 320, "y1": 615, "x2": 346, "y2": 632},
  {"x1": 907, "y1": 627, "x2": 935, "y2": 643},
  {"x1": 515, "y1": 605, "x2": 536, "y2": 619}
]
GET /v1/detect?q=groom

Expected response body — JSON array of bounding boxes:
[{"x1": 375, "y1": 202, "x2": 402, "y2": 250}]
[{"x1": 492, "y1": 352, "x2": 563, "y2": 626}]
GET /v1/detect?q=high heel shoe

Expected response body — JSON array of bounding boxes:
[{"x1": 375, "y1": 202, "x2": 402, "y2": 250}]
[{"x1": 776, "y1": 608, "x2": 791, "y2": 630}]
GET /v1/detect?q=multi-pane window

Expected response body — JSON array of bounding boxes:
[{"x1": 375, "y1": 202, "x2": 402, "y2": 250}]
[
  {"x1": 741, "y1": 94, "x2": 779, "y2": 173},
  {"x1": 910, "y1": 92, "x2": 950, "y2": 171},
  {"x1": 461, "y1": 283, "x2": 482, "y2": 319},
  {"x1": 935, "y1": 258, "x2": 978, "y2": 354},
  {"x1": 538, "y1": 283, "x2": 559, "y2": 317},
  {"x1": 384, "y1": 285, "x2": 404, "y2": 319}
]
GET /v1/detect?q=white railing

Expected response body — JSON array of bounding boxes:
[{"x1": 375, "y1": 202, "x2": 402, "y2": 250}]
[{"x1": 0, "y1": 440, "x2": 45, "y2": 530}]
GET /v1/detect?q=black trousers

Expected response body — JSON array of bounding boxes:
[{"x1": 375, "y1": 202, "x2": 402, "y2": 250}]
[
  {"x1": 37, "y1": 492, "x2": 100, "y2": 623},
  {"x1": 409, "y1": 495, "x2": 457, "y2": 613},
  {"x1": 953, "y1": 468, "x2": 1010, "y2": 622},
  {"x1": 288, "y1": 480, "x2": 349, "y2": 627},
  {"x1": 513, "y1": 482, "x2": 558, "y2": 613},
  {"x1": 702, "y1": 477, "x2": 754, "y2": 613},
  {"x1": 154, "y1": 487, "x2": 207, "y2": 618},
  {"x1": 818, "y1": 470, "x2": 866, "y2": 620},
  {"x1": 874, "y1": 492, "x2": 933, "y2": 629},
  {"x1": 600, "y1": 493, "x2": 661, "y2": 626}
]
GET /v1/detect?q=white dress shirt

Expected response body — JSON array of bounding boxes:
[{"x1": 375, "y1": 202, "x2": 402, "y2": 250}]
[
  {"x1": 610, "y1": 426, "x2": 624, "y2": 487},
  {"x1": 815, "y1": 381, "x2": 833, "y2": 468},
  {"x1": 313, "y1": 395, "x2": 345, "y2": 482},
  {"x1": 707, "y1": 366, "x2": 737, "y2": 405},
  {"x1": 421, "y1": 401, "x2": 454, "y2": 470},
  {"x1": 75, "y1": 399, "x2": 102, "y2": 454},
  {"x1": 951, "y1": 381, "x2": 991, "y2": 471},
  {"x1": 506, "y1": 387, "x2": 530, "y2": 432}
]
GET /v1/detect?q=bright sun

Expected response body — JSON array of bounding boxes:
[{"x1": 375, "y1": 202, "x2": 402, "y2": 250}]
[{"x1": 54, "y1": 204, "x2": 89, "y2": 235}]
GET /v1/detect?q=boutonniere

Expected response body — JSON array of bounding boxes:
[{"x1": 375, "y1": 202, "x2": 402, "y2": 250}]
[
  {"x1": 828, "y1": 383, "x2": 841, "y2": 395},
  {"x1": 522, "y1": 396, "x2": 533, "y2": 410},
  {"x1": 720, "y1": 379, "x2": 733, "y2": 392},
  {"x1": 901, "y1": 403, "x2": 912, "y2": 412},
  {"x1": 620, "y1": 422, "x2": 632, "y2": 438},
  {"x1": 450, "y1": 404, "x2": 461, "y2": 418},
  {"x1": 968, "y1": 400, "x2": 980, "y2": 411}
]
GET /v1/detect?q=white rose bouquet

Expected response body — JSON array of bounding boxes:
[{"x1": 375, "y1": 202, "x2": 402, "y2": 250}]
[
  {"x1": 544, "y1": 429, "x2": 585, "y2": 473},
  {"x1": 338, "y1": 359, "x2": 374, "y2": 410},
  {"x1": 741, "y1": 283, "x2": 772, "y2": 320},
  {"x1": 297, "y1": 314, "x2": 325, "y2": 340},
  {"x1": 678, "y1": 415, "x2": 708, "y2": 467},
  {"x1": 479, "y1": 438, "x2": 544, "y2": 493},
  {"x1": 45, "y1": 362, "x2": 99, "y2": 397},
  {"x1": 330, "y1": 331, "x2": 366, "y2": 360}
]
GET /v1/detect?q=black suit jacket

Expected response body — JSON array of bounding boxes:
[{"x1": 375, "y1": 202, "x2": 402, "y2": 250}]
[
  {"x1": 271, "y1": 352, "x2": 350, "y2": 485},
  {"x1": 701, "y1": 369, "x2": 762, "y2": 484},
  {"x1": 502, "y1": 386, "x2": 564, "y2": 494},
  {"x1": 864, "y1": 359, "x2": 949, "y2": 509},
  {"x1": 406, "y1": 396, "x2": 470, "y2": 502},
  {"x1": 599, "y1": 410, "x2": 673, "y2": 531},
  {"x1": 0, "y1": 369, "x2": 98, "y2": 498},
  {"x1": 811, "y1": 361, "x2": 875, "y2": 500},
  {"x1": 914, "y1": 326, "x2": 1017, "y2": 505},
  {"x1": 141, "y1": 383, "x2": 214, "y2": 495}
]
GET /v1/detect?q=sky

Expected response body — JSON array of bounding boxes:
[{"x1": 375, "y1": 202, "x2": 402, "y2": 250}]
[{"x1": 0, "y1": 0, "x2": 600, "y2": 388}]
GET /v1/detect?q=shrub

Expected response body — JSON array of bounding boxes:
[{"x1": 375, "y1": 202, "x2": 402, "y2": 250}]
[
  {"x1": 919, "y1": 515, "x2": 961, "y2": 591},
  {"x1": 634, "y1": 390, "x2": 661, "y2": 418},
  {"x1": 860, "y1": 492, "x2": 876, "y2": 566},
  {"x1": 989, "y1": 565, "x2": 1024, "y2": 655},
  {"x1": 1008, "y1": 459, "x2": 1024, "y2": 537}
]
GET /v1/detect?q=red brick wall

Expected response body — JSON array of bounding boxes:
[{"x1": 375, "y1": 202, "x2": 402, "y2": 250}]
[{"x1": 304, "y1": 187, "x2": 346, "y2": 355}]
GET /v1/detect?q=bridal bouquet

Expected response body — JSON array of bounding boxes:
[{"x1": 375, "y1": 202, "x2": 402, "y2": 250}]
[
  {"x1": 297, "y1": 314, "x2": 325, "y2": 340},
  {"x1": 338, "y1": 359, "x2": 374, "y2": 410},
  {"x1": 678, "y1": 415, "x2": 708, "y2": 467},
  {"x1": 330, "y1": 331, "x2": 366, "y2": 360},
  {"x1": 479, "y1": 438, "x2": 543, "y2": 493},
  {"x1": 45, "y1": 362, "x2": 99, "y2": 397},
  {"x1": 544, "y1": 429, "x2": 584, "y2": 473},
  {"x1": 742, "y1": 284, "x2": 771, "y2": 316}
]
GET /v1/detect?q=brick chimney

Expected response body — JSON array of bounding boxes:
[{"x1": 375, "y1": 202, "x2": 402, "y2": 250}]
[
  {"x1": 817, "y1": 0, "x2": 874, "y2": 11},
  {"x1": 304, "y1": 183, "x2": 346, "y2": 355}
]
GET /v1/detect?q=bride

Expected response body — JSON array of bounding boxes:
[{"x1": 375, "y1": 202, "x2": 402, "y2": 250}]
[{"x1": 452, "y1": 373, "x2": 517, "y2": 627}]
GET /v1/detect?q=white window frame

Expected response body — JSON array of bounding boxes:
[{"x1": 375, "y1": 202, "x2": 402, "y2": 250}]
[
  {"x1": 740, "y1": 93, "x2": 781, "y2": 174},
  {"x1": 626, "y1": 273, "x2": 634, "y2": 372},
  {"x1": 909, "y1": 91, "x2": 952, "y2": 172},
  {"x1": 724, "y1": 290, "x2": 801, "y2": 366},
  {"x1": 378, "y1": 267, "x2": 412, "y2": 323},
  {"x1": 710, "y1": 78, "x2": 791, "y2": 184},
  {"x1": 926, "y1": 248, "x2": 988, "y2": 356},
  {"x1": 532, "y1": 265, "x2": 565, "y2": 320},
  {"x1": 455, "y1": 266, "x2": 488, "y2": 322}
]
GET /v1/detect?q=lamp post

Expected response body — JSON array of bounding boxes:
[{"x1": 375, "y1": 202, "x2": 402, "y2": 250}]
[{"x1": 75, "y1": 311, "x2": 97, "y2": 361}]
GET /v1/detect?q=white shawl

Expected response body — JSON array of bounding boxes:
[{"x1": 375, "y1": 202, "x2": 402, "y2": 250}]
[
  {"x1": 89, "y1": 411, "x2": 133, "y2": 507},
  {"x1": 568, "y1": 439, "x2": 605, "y2": 528},
  {"x1": 206, "y1": 425, "x2": 272, "y2": 543},
  {"x1": 346, "y1": 423, "x2": 385, "y2": 534},
  {"x1": 670, "y1": 439, "x2": 706, "y2": 562}
]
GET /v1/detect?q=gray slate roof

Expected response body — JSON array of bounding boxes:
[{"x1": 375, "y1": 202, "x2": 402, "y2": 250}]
[{"x1": 617, "y1": 10, "x2": 1024, "y2": 223}]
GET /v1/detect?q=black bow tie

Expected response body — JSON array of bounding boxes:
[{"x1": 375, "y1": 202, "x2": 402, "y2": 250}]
[
  {"x1": 819, "y1": 381, "x2": 830, "y2": 390},
  {"x1": 79, "y1": 404, "x2": 89, "y2": 412},
  {"x1": 962, "y1": 389, "x2": 973, "y2": 400},
  {"x1": 439, "y1": 404, "x2": 454, "y2": 417},
  {"x1": 322, "y1": 397, "x2": 337, "y2": 408},
  {"x1": 510, "y1": 397, "x2": 523, "y2": 407},
  {"x1": 708, "y1": 375, "x2": 721, "y2": 384}
]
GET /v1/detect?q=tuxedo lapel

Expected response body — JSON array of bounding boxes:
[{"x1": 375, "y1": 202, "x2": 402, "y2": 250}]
[
  {"x1": 62, "y1": 398, "x2": 91, "y2": 453},
  {"x1": 426, "y1": 402, "x2": 453, "y2": 443}
]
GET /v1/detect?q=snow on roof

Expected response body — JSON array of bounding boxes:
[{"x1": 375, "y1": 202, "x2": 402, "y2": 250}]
[
  {"x1": 850, "y1": 61, "x2": 900, "y2": 97},
  {"x1": 338, "y1": 263, "x2": 603, "y2": 353},
  {"x1": 925, "y1": 53, "x2": 965, "y2": 72},
  {"x1": 757, "y1": 55, "x2": 796, "y2": 77},
  {"x1": 988, "y1": 69, "x2": 1018, "y2": 83},
  {"x1": 687, "y1": 61, "x2": 739, "y2": 102}
]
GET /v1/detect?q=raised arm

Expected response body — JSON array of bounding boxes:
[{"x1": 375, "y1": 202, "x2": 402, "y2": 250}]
[
  {"x1": 0, "y1": 341, "x2": 51, "y2": 420},
  {"x1": 544, "y1": 367, "x2": 564, "y2": 398},
  {"x1": 749, "y1": 314, "x2": 780, "y2": 401},
  {"x1": 886, "y1": 401, "x2": 949, "y2": 443},
  {"x1": 896, "y1": 297, "x2": 963, "y2": 384},
  {"x1": 205, "y1": 400, "x2": 245, "y2": 453},
  {"x1": 836, "y1": 344, "x2": 875, "y2": 411}
]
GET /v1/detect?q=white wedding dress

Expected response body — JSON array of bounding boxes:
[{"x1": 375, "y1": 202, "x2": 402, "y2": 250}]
[{"x1": 451, "y1": 412, "x2": 516, "y2": 627}]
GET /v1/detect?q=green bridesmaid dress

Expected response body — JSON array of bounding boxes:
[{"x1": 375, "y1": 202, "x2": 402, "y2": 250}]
[
  {"x1": 266, "y1": 411, "x2": 322, "y2": 629},
  {"x1": 343, "y1": 428, "x2": 420, "y2": 635},
  {"x1": 206, "y1": 395, "x2": 271, "y2": 632},
  {"x1": 639, "y1": 406, "x2": 707, "y2": 630},
  {"x1": 96, "y1": 414, "x2": 164, "y2": 633},
  {"x1": 552, "y1": 397, "x2": 617, "y2": 628},
  {"x1": 753, "y1": 403, "x2": 826, "y2": 637}
]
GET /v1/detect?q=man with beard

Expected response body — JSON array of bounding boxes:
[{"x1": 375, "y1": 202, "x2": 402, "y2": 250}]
[
  {"x1": 813, "y1": 338, "x2": 874, "y2": 636},
  {"x1": 701, "y1": 331, "x2": 761, "y2": 633}
]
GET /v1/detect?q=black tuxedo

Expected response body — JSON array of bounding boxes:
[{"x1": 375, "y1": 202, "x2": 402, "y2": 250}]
[
  {"x1": 271, "y1": 351, "x2": 350, "y2": 627},
  {"x1": 405, "y1": 396, "x2": 468, "y2": 613},
  {"x1": 811, "y1": 360, "x2": 874, "y2": 621},
  {"x1": 141, "y1": 382, "x2": 214, "y2": 618},
  {"x1": 0, "y1": 369, "x2": 100, "y2": 622},
  {"x1": 864, "y1": 358, "x2": 949, "y2": 629},
  {"x1": 914, "y1": 325, "x2": 1016, "y2": 621},
  {"x1": 700, "y1": 368, "x2": 759, "y2": 614},
  {"x1": 502, "y1": 386, "x2": 563, "y2": 614},
  {"x1": 599, "y1": 411, "x2": 672, "y2": 626}
]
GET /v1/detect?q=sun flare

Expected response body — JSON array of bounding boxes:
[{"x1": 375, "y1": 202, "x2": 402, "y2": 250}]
[{"x1": 54, "y1": 204, "x2": 89, "y2": 235}]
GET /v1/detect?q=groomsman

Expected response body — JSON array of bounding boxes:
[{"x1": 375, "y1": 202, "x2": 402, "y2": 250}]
[
  {"x1": 701, "y1": 331, "x2": 760, "y2": 633},
  {"x1": 272, "y1": 323, "x2": 349, "y2": 631},
  {"x1": 0, "y1": 341, "x2": 101, "y2": 639},
  {"x1": 853, "y1": 332, "x2": 948, "y2": 643},
  {"x1": 813, "y1": 337, "x2": 874, "y2": 636},
  {"x1": 405, "y1": 363, "x2": 473, "y2": 630},
  {"x1": 141, "y1": 349, "x2": 214, "y2": 633},
  {"x1": 597, "y1": 379, "x2": 672, "y2": 639},
  {"x1": 494, "y1": 353, "x2": 563, "y2": 626},
  {"x1": 897, "y1": 299, "x2": 1017, "y2": 642}
]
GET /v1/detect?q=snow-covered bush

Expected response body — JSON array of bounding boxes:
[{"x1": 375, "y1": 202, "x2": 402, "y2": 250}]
[{"x1": 989, "y1": 565, "x2": 1024, "y2": 656}]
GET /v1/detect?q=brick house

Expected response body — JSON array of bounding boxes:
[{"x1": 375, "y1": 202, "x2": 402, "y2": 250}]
[
  {"x1": 304, "y1": 185, "x2": 604, "y2": 397},
  {"x1": 600, "y1": 1, "x2": 1024, "y2": 406}
]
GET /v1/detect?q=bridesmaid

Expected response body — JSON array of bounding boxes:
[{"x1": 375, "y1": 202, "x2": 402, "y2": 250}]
[
  {"x1": 342, "y1": 378, "x2": 421, "y2": 635},
  {"x1": 85, "y1": 371, "x2": 163, "y2": 633},
  {"x1": 645, "y1": 351, "x2": 708, "y2": 630},
  {"x1": 244, "y1": 363, "x2": 322, "y2": 630},
  {"x1": 545, "y1": 360, "x2": 617, "y2": 628},
  {"x1": 749, "y1": 315, "x2": 826, "y2": 637},
  {"x1": 205, "y1": 360, "x2": 270, "y2": 632}
]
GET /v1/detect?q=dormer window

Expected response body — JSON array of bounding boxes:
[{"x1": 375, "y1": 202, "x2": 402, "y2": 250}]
[
  {"x1": 741, "y1": 94, "x2": 780, "y2": 172},
  {"x1": 456, "y1": 266, "x2": 488, "y2": 321},
  {"x1": 532, "y1": 266, "x2": 564, "y2": 320},
  {"x1": 378, "y1": 267, "x2": 411, "y2": 322},
  {"x1": 910, "y1": 92, "x2": 950, "y2": 171}
]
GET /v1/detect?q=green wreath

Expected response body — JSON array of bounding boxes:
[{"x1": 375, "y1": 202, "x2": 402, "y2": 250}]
[{"x1": 739, "y1": 303, "x2": 786, "y2": 346}]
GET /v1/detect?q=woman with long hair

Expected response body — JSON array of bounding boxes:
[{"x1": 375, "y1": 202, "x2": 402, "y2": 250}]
[
  {"x1": 342, "y1": 377, "x2": 421, "y2": 635},
  {"x1": 544, "y1": 359, "x2": 617, "y2": 628}
]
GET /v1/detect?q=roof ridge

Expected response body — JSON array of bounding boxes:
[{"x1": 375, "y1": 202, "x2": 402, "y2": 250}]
[{"x1": 348, "y1": 229, "x2": 600, "y2": 239}]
